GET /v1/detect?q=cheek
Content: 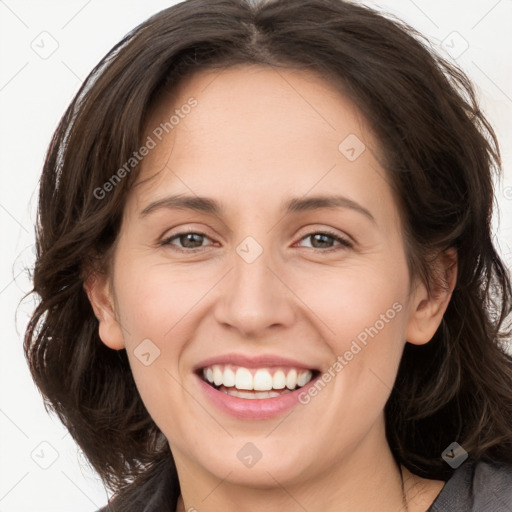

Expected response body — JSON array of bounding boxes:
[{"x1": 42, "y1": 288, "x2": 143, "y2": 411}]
[
  {"x1": 111, "y1": 259, "x2": 226, "y2": 419},
  {"x1": 287, "y1": 257, "x2": 411, "y2": 407},
  {"x1": 114, "y1": 259, "x2": 214, "y2": 341},
  {"x1": 289, "y1": 258, "x2": 410, "y2": 346},
  {"x1": 110, "y1": 263, "x2": 193, "y2": 393}
]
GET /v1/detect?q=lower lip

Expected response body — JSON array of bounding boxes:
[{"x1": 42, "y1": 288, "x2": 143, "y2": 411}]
[{"x1": 195, "y1": 373, "x2": 319, "y2": 420}]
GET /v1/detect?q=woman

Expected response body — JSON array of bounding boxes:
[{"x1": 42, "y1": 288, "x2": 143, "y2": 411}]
[{"x1": 24, "y1": 0, "x2": 512, "y2": 510}]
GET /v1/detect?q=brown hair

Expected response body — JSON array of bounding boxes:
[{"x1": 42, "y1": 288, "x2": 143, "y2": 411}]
[{"x1": 24, "y1": 0, "x2": 512, "y2": 505}]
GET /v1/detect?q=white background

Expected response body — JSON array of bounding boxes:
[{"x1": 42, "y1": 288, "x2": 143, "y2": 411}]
[{"x1": 1, "y1": 1, "x2": 511, "y2": 510}]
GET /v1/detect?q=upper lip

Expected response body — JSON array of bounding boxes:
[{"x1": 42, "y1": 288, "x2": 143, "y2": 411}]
[{"x1": 193, "y1": 353, "x2": 319, "y2": 372}]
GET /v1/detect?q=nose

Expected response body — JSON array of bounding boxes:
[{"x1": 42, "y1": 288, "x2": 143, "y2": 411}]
[{"x1": 213, "y1": 241, "x2": 296, "y2": 338}]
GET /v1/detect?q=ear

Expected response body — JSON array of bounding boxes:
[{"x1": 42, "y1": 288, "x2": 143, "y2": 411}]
[
  {"x1": 83, "y1": 272, "x2": 125, "y2": 350},
  {"x1": 405, "y1": 248, "x2": 457, "y2": 346}
]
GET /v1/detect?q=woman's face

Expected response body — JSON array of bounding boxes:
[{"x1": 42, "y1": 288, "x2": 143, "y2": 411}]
[{"x1": 90, "y1": 65, "x2": 444, "y2": 493}]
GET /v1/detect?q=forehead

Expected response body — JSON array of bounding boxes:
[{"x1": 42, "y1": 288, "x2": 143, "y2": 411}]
[
  {"x1": 142, "y1": 63, "x2": 369, "y2": 166},
  {"x1": 129, "y1": 64, "x2": 393, "y2": 221}
]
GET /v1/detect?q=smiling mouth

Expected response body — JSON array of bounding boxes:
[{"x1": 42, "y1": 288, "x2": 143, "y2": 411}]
[{"x1": 198, "y1": 364, "x2": 320, "y2": 399}]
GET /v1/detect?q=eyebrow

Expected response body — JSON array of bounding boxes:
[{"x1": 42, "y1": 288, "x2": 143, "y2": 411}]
[{"x1": 140, "y1": 194, "x2": 375, "y2": 223}]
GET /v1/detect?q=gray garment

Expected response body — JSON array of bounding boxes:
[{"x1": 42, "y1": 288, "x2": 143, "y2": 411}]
[{"x1": 428, "y1": 461, "x2": 512, "y2": 511}]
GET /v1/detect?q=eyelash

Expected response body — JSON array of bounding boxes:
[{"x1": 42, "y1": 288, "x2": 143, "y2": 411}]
[{"x1": 160, "y1": 229, "x2": 353, "y2": 253}]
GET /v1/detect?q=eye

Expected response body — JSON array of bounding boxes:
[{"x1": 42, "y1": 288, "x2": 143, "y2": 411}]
[
  {"x1": 160, "y1": 229, "x2": 352, "y2": 253},
  {"x1": 296, "y1": 231, "x2": 353, "y2": 251},
  {"x1": 161, "y1": 231, "x2": 213, "y2": 251}
]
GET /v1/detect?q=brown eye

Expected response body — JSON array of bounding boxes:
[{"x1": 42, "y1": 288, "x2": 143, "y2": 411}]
[
  {"x1": 161, "y1": 232, "x2": 211, "y2": 250},
  {"x1": 297, "y1": 231, "x2": 352, "y2": 251}
]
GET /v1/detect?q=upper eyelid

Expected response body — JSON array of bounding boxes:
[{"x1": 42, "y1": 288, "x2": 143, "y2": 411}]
[{"x1": 161, "y1": 223, "x2": 351, "y2": 239}]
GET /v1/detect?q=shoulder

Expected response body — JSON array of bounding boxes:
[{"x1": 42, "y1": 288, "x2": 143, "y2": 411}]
[{"x1": 428, "y1": 460, "x2": 512, "y2": 511}]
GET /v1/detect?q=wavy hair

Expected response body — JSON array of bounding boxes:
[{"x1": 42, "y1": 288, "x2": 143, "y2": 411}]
[{"x1": 24, "y1": 0, "x2": 512, "y2": 505}]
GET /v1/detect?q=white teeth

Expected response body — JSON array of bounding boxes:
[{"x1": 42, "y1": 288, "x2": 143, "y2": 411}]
[
  {"x1": 223, "y1": 367, "x2": 236, "y2": 387},
  {"x1": 213, "y1": 365, "x2": 223, "y2": 386},
  {"x1": 222, "y1": 388, "x2": 288, "y2": 399},
  {"x1": 253, "y1": 369, "x2": 273, "y2": 391},
  {"x1": 286, "y1": 369, "x2": 298, "y2": 390},
  {"x1": 202, "y1": 365, "x2": 314, "y2": 392},
  {"x1": 272, "y1": 370, "x2": 286, "y2": 389},
  {"x1": 298, "y1": 370, "x2": 312, "y2": 387},
  {"x1": 235, "y1": 367, "x2": 253, "y2": 390}
]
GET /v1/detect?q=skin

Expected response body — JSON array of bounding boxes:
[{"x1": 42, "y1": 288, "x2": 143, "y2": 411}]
[{"x1": 86, "y1": 64, "x2": 456, "y2": 512}]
